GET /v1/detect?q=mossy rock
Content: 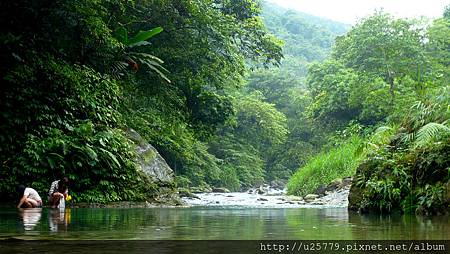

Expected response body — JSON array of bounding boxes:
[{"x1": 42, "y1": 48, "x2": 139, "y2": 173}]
[
  {"x1": 143, "y1": 149, "x2": 157, "y2": 163},
  {"x1": 347, "y1": 158, "x2": 381, "y2": 212},
  {"x1": 348, "y1": 183, "x2": 364, "y2": 211}
]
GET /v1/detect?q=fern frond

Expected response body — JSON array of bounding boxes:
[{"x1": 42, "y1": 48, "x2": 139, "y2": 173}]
[
  {"x1": 129, "y1": 52, "x2": 164, "y2": 63},
  {"x1": 401, "y1": 132, "x2": 415, "y2": 144},
  {"x1": 371, "y1": 125, "x2": 395, "y2": 145},
  {"x1": 414, "y1": 122, "x2": 450, "y2": 148},
  {"x1": 375, "y1": 126, "x2": 392, "y2": 134}
]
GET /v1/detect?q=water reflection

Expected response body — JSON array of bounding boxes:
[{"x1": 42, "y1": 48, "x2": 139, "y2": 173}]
[
  {"x1": 319, "y1": 208, "x2": 349, "y2": 222},
  {"x1": 348, "y1": 212, "x2": 450, "y2": 239},
  {"x1": 19, "y1": 208, "x2": 42, "y2": 231},
  {"x1": 0, "y1": 208, "x2": 448, "y2": 240},
  {"x1": 49, "y1": 208, "x2": 71, "y2": 232}
]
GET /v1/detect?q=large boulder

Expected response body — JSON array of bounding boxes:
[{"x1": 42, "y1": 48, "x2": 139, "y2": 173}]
[
  {"x1": 126, "y1": 128, "x2": 180, "y2": 205},
  {"x1": 127, "y1": 128, "x2": 174, "y2": 184}
]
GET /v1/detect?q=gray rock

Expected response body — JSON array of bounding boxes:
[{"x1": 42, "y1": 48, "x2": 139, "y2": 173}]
[
  {"x1": 127, "y1": 128, "x2": 174, "y2": 184},
  {"x1": 315, "y1": 185, "x2": 327, "y2": 196},
  {"x1": 257, "y1": 187, "x2": 266, "y2": 195},
  {"x1": 126, "y1": 128, "x2": 181, "y2": 205},
  {"x1": 304, "y1": 194, "x2": 319, "y2": 201},
  {"x1": 342, "y1": 177, "x2": 353, "y2": 187},
  {"x1": 257, "y1": 198, "x2": 268, "y2": 201},
  {"x1": 285, "y1": 195, "x2": 303, "y2": 202},
  {"x1": 212, "y1": 187, "x2": 230, "y2": 193},
  {"x1": 178, "y1": 188, "x2": 199, "y2": 199},
  {"x1": 269, "y1": 180, "x2": 285, "y2": 189},
  {"x1": 326, "y1": 178, "x2": 343, "y2": 192},
  {"x1": 331, "y1": 178, "x2": 343, "y2": 186}
]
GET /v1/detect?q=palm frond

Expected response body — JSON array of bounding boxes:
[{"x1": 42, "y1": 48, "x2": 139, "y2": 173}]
[
  {"x1": 142, "y1": 61, "x2": 171, "y2": 83},
  {"x1": 109, "y1": 61, "x2": 128, "y2": 79},
  {"x1": 127, "y1": 52, "x2": 170, "y2": 82}
]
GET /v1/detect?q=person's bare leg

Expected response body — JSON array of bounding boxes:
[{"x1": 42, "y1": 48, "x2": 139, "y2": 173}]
[
  {"x1": 20, "y1": 201, "x2": 31, "y2": 208},
  {"x1": 50, "y1": 195, "x2": 60, "y2": 208},
  {"x1": 26, "y1": 198, "x2": 38, "y2": 208}
]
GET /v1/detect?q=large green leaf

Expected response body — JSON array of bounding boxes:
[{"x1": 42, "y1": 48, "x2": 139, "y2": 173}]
[
  {"x1": 100, "y1": 148, "x2": 121, "y2": 168},
  {"x1": 127, "y1": 27, "x2": 163, "y2": 46}
]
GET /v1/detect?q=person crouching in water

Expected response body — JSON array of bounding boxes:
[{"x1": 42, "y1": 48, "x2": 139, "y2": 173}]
[
  {"x1": 16, "y1": 185, "x2": 43, "y2": 208},
  {"x1": 48, "y1": 177, "x2": 69, "y2": 208}
]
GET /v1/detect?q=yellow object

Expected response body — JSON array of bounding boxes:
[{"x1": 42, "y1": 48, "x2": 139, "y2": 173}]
[
  {"x1": 66, "y1": 195, "x2": 72, "y2": 201},
  {"x1": 65, "y1": 208, "x2": 71, "y2": 225}
]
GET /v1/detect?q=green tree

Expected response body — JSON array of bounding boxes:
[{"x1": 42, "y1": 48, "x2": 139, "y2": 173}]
[
  {"x1": 333, "y1": 12, "x2": 426, "y2": 103},
  {"x1": 0, "y1": 0, "x2": 283, "y2": 201}
]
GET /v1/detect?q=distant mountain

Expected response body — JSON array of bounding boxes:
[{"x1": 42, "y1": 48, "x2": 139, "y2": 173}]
[{"x1": 260, "y1": 1, "x2": 350, "y2": 77}]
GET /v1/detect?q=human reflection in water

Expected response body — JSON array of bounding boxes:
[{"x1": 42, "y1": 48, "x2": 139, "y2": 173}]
[
  {"x1": 19, "y1": 208, "x2": 42, "y2": 231},
  {"x1": 49, "y1": 208, "x2": 71, "y2": 232}
]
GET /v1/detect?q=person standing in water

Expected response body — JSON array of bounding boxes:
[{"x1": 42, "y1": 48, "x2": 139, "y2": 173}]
[{"x1": 16, "y1": 185, "x2": 42, "y2": 208}]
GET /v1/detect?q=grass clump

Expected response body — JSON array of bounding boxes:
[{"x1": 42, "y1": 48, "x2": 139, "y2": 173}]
[{"x1": 287, "y1": 135, "x2": 365, "y2": 196}]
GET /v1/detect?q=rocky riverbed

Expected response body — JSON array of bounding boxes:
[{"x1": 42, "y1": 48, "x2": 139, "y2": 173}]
[{"x1": 182, "y1": 185, "x2": 350, "y2": 208}]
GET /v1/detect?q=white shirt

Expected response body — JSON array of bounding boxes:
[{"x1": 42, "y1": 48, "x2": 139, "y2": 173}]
[{"x1": 24, "y1": 187, "x2": 42, "y2": 201}]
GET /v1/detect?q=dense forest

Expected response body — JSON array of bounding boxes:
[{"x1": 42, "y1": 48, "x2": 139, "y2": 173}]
[
  {"x1": 286, "y1": 8, "x2": 450, "y2": 215},
  {"x1": 0, "y1": 0, "x2": 448, "y2": 214}
]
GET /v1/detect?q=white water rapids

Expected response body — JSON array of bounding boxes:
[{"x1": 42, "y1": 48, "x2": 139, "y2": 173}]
[{"x1": 182, "y1": 187, "x2": 350, "y2": 208}]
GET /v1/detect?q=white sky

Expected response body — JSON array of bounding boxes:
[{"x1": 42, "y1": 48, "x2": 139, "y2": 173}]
[{"x1": 266, "y1": 0, "x2": 450, "y2": 24}]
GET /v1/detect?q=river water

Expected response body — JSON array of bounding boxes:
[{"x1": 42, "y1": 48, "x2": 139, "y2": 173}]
[{"x1": 0, "y1": 206, "x2": 448, "y2": 240}]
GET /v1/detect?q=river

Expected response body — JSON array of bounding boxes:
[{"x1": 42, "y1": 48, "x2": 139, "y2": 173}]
[{"x1": 0, "y1": 205, "x2": 448, "y2": 240}]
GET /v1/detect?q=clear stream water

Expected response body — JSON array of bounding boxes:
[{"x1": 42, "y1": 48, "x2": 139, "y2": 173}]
[{"x1": 0, "y1": 206, "x2": 448, "y2": 240}]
